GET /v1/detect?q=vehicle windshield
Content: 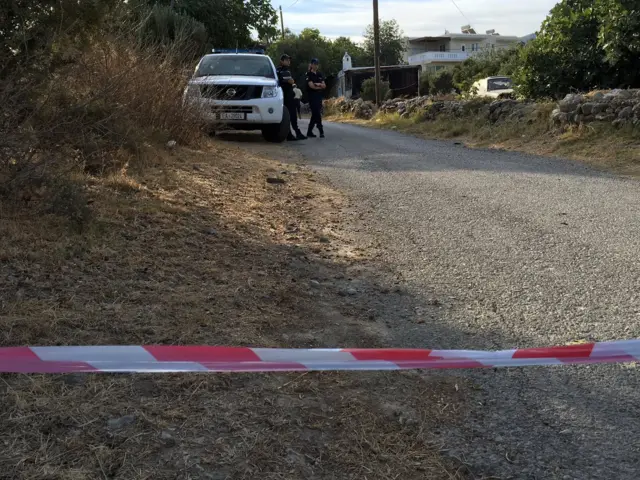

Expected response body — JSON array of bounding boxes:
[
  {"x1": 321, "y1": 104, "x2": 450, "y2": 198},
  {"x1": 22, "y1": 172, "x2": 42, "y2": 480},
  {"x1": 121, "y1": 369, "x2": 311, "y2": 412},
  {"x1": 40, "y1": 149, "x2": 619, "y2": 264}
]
[
  {"x1": 195, "y1": 55, "x2": 274, "y2": 78},
  {"x1": 487, "y1": 77, "x2": 513, "y2": 91}
]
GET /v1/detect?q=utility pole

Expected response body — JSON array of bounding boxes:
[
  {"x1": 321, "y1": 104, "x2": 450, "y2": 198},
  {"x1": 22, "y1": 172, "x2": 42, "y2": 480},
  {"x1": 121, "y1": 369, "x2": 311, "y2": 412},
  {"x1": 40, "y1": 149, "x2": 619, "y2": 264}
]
[
  {"x1": 372, "y1": 0, "x2": 382, "y2": 105},
  {"x1": 279, "y1": 6, "x2": 285, "y2": 40}
]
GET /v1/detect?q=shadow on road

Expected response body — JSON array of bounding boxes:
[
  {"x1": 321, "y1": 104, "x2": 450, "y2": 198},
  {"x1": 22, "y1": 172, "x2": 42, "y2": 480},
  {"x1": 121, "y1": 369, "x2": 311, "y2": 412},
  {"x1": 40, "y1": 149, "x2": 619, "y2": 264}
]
[{"x1": 209, "y1": 126, "x2": 640, "y2": 479}]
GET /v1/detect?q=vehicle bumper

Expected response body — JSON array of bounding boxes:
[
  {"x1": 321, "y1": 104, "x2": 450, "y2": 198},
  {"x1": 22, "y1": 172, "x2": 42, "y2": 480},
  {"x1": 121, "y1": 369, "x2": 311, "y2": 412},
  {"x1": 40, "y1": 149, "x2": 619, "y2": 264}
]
[{"x1": 186, "y1": 98, "x2": 284, "y2": 125}]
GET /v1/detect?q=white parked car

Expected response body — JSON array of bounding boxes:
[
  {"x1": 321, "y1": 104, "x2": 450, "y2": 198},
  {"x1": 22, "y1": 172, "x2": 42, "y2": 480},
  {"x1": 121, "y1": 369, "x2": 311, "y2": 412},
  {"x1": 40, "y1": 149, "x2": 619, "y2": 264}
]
[
  {"x1": 183, "y1": 49, "x2": 290, "y2": 142},
  {"x1": 471, "y1": 76, "x2": 514, "y2": 99}
]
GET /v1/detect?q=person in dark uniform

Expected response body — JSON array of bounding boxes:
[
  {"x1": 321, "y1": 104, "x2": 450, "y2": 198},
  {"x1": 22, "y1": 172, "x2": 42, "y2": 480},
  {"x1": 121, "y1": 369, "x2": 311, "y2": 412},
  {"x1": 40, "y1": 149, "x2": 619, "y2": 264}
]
[
  {"x1": 276, "y1": 54, "x2": 306, "y2": 141},
  {"x1": 305, "y1": 58, "x2": 326, "y2": 138}
]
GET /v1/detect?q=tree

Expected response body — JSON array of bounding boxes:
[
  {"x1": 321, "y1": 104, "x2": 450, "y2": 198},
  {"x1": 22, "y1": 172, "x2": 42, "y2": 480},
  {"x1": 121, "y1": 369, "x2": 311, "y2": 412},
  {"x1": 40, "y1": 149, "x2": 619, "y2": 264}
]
[
  {"x1": 513, "y1": 0, "x2": 607, "y2": 98},
  {"x1": 597, "y1": 0, "x2": 640, "y2": 87},
  {"x1": 1, "y1": 0, "x2": 124, "y2": 77},
  {"x1": 267, "y1": 31, "x2": 332, "y2": 91},
  {"x1": 331, "y1": 36, "x2": 367, "y2": 68},
  {"x1": 267, "y1": 29, "x2": 365, "y2": 94},
  {"x1": 140, "y1": 5, "x2": 208, "y2": 58},
  {"x1": 146, "y1": 0, "x2": 278, "y2": 49},
  {"x1": 363, "y1": 19, "x2": 406, "y2": 66}
]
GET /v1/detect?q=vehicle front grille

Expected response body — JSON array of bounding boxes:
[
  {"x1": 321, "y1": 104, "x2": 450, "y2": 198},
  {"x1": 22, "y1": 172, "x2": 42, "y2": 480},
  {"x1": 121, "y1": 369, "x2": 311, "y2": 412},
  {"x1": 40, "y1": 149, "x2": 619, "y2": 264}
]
[
  {"x1": 200, "y1": 85, "x2": 263, "y2": 100},
  {"x1": 213, "y1": 106, "x2": 253, "y2": 113}
]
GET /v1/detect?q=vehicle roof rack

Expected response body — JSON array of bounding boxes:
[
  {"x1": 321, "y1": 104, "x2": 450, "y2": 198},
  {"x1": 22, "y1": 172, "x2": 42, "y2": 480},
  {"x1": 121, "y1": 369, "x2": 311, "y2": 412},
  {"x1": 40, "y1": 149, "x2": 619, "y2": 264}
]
[{"x1": 211, "y1": 48, "x2": 265, "y2": 54}]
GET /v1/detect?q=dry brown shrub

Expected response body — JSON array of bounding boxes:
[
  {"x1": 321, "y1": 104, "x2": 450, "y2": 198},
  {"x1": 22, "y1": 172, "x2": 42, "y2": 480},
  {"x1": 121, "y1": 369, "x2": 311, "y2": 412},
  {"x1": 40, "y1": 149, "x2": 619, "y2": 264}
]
[{"x1": 1, "y1": 36, "x2": 202, "y2": 227}]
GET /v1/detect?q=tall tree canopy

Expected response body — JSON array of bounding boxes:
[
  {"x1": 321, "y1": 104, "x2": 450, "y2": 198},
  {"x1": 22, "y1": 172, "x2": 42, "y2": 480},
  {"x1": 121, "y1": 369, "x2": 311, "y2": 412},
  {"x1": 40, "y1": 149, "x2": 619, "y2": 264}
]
[
  {"x1": 266, "y1": 19, "x2": 403, "y2": 86},
  {"x1": 363, "y1": 19, "x2": 406, "y2": 66},
  {"x1": 1, "y1": 0, "x2": 280, "y2": 77},
  {"x1": 514, "y1": 0, "x2": 640, "y2": 98},
  {"x1": 149, "y1": 0, "x2": 278, "y2": 49},
  {"x1": 1, "y1": 0, "x2": 124, "y2": 76}
]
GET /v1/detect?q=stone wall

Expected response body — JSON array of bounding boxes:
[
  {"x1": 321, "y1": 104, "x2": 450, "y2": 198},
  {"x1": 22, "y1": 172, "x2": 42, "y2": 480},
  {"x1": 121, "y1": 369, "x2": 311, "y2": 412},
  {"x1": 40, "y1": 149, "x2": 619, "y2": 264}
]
[
  {"x1": 552, "y1": 90, "x2": 640, "y2": 127},
  {"x1": 326, "y1": 96, "x2": 548, "y2": 124},
  {"x1": 324, "y1": 97, "x2": 375, "y2": 119},
  {"x1": 326, "y1": 89, "x2": 640, "y2": 128}
]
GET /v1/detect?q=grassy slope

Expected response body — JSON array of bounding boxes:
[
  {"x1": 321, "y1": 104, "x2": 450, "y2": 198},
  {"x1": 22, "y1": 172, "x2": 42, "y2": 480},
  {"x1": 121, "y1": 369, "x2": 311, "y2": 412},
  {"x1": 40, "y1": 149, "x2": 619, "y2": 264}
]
[{"x1": 0, "y1": 140, "x2": 468, "y2": 479}]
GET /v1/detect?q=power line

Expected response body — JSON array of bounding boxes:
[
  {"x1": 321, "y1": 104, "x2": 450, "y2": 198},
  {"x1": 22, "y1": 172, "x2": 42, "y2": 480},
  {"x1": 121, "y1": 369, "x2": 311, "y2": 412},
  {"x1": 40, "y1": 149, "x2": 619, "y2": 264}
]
[{"x1": 449, "y1": 0, "x2": 471, "y2": 25}]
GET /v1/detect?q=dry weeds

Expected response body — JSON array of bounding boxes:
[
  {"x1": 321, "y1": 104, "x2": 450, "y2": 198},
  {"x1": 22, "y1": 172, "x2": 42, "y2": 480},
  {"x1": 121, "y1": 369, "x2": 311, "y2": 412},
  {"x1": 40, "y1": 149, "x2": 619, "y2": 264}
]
[{"x1": 0, "y1": 140, "x2": 469, "y2": 479}]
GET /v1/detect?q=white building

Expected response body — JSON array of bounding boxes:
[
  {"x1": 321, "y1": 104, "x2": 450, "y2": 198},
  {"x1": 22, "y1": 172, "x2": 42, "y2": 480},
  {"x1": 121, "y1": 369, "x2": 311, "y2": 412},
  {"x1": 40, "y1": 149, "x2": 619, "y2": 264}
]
[{"x1": 406, "y1": 27, "x2": 534, "y2": 74}]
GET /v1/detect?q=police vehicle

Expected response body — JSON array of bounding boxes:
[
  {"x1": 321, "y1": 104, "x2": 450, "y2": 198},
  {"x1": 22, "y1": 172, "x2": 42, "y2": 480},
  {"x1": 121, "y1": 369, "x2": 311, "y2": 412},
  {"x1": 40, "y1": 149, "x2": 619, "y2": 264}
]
[{"x1": 183, "y1": 49, "x2": 290, "y2": 142}]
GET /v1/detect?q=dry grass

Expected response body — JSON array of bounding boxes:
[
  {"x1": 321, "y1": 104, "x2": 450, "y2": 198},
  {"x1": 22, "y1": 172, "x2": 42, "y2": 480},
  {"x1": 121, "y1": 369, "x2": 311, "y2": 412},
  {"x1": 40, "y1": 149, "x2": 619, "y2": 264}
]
[
  {"x1": 0, "y1": 37, "x2": 201, "y2": 226},
  {"x1": 484, "y1": 122, "x2": 640, "y2": 177},
  {"x1": 0, "y1": 140, "x2": 469, "y2": 479},
  {"x1": 332, "y1": 105, "x2": 640, "y2": 176}
]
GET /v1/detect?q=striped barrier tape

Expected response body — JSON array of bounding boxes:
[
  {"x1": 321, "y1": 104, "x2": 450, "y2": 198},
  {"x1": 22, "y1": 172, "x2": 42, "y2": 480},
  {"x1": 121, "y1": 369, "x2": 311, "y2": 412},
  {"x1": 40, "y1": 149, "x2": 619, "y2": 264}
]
[{"x1": 0, "y1": 340, "x2": 638, "y2": 373}]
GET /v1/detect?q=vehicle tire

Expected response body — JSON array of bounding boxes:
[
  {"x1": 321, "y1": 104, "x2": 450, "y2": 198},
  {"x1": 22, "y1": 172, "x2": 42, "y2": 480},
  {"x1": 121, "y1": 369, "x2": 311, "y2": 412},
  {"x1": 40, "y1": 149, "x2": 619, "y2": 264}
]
[{"x1": 261, "y1": 107, "x2": 290, "y2": 143}]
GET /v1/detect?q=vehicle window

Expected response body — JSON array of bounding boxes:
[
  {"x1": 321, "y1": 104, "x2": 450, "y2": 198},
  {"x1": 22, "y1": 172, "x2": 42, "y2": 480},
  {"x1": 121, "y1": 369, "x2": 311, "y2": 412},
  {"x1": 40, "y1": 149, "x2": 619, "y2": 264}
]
[
  {"x1": 195, "y1": 55, "x2": 274, "y2": 78},
  {"x1": 487, "y1": 77, "x2": 512, "y2": 91}
]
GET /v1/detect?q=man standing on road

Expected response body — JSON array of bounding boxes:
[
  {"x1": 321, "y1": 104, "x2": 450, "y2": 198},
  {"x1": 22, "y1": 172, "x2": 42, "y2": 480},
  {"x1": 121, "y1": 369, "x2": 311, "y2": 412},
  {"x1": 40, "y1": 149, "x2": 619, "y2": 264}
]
[
  {"x1": 293, "y1": 84, "x2": 303, "y2": 119},
  {"x1": 277, "y1": 54, "x2": 306, "y2": 141},
  {"x1": 305, "y1": 58, "x2": 326, "y2": 138}
]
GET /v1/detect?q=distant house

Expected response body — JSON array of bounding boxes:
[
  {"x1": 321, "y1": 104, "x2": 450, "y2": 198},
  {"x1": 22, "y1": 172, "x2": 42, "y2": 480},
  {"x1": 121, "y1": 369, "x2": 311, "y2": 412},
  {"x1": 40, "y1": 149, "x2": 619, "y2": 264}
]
[
  {"x1": 406, "y1": 27, "x2": 533, "y2": 74},
  {"x1": 336, "y1": 53, "x2": 421, "y2": 99}
]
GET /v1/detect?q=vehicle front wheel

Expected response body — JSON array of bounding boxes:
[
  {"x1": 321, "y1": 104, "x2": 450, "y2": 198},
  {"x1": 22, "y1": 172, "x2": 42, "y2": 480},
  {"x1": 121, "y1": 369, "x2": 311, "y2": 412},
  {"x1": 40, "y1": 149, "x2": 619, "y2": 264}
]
[{"x1": 261, "y1": 107, "x2": 290, "y2": 143}]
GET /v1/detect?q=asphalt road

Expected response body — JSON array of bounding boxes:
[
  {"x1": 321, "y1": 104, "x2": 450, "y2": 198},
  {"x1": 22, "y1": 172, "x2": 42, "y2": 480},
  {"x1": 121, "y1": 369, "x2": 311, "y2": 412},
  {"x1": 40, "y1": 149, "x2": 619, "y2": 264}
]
[{"x1": 290, "y1": 121, "x2": 640, "y2": 479}]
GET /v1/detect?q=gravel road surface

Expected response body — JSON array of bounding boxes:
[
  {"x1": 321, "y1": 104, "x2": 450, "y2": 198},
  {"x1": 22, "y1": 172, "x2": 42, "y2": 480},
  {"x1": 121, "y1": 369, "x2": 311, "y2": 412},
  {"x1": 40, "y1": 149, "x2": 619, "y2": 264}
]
[{"x1": 289, "y1": 121, "x2": 640, "y2": 479}]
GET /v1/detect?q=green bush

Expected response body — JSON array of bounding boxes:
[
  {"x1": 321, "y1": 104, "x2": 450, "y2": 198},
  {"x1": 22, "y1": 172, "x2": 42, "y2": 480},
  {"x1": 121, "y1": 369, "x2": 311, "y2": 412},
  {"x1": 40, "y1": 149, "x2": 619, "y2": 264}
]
[
  {"x1": 420, "y1": 70, "x2": 455, "y2": 96},
  {"x1": 429, "y1": 70, "x2": 455, "y2": 95},
  {"x1": 360, "y1": 77, "x2": 389, "y2": 102},
  {"x1": 419, "y1": 73, "x2": 431, "y2": 95}
]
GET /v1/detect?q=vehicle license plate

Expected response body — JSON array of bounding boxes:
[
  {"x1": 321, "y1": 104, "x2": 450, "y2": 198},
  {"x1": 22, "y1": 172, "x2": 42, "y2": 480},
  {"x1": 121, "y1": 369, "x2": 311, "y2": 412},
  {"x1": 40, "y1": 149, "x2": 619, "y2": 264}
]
[{"x1": 217, "y1": 112, "x2": 246, "y2": 120}]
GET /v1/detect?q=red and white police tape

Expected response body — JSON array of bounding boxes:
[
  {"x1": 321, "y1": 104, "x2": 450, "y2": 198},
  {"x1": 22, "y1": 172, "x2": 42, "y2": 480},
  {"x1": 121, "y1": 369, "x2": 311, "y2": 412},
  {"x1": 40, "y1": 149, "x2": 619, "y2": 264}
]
[{"x1": 0, "y1": 339, "x2": 638, "y2": 373}]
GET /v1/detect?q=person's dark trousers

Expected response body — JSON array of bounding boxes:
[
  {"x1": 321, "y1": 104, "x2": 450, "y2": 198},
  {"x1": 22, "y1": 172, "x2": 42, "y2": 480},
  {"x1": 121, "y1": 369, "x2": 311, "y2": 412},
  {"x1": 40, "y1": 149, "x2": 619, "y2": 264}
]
[
  {"x1": 307, "y1": 96, "x2": 324, "y2": 136},
  {"x1": 285, "y1": 99, "x2": 300, "y2": 134},
  {"x1": 295, "y1": 99, "x2": 302, "y2": 118}
]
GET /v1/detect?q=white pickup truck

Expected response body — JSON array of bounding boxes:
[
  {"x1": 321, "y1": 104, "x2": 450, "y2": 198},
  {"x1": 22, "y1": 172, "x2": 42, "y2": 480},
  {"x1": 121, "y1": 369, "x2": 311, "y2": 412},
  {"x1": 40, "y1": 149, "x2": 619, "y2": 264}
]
[
  {"x1": 471, "y1": 76, "x2": 514, "y2": 99},
  {"x1": 183, "y1": 49, "x2": 290, "y2": 142}
]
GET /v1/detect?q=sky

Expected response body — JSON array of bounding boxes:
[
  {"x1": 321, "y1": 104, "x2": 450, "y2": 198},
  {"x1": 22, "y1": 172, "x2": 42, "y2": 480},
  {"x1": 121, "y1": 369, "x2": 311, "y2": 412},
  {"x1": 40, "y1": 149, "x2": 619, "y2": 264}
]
[{"x1": 275, "y1": 0, "x2": 559, "y2": 42}]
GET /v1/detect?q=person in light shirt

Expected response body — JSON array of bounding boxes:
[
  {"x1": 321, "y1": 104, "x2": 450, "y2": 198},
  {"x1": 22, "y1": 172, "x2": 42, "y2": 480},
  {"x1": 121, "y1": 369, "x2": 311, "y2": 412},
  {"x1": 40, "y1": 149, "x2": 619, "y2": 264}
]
[{"x1": 293, "y1": 84, "x2": 303, "y2": 119}]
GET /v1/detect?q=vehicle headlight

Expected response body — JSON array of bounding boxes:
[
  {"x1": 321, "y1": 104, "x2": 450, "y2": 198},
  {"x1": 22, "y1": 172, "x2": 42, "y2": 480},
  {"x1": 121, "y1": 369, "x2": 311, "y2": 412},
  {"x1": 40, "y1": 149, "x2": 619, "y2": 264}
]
[
  {"x1": 262, "y1": 86, "x2": 278, "y2": 98},
  {"x1": 183, "y1": 84, "x2": 200, "y2": 99}
]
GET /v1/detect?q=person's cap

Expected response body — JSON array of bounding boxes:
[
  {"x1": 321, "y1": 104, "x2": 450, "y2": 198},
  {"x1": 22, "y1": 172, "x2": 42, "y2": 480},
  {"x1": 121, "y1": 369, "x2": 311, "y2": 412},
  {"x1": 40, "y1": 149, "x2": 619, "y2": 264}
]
[
  {"x1": 280, "y1": 54, "x2": 291, "y2": 61},
  {"x1": 310, "y1": 58, "x2": 319, "y2": 64}
]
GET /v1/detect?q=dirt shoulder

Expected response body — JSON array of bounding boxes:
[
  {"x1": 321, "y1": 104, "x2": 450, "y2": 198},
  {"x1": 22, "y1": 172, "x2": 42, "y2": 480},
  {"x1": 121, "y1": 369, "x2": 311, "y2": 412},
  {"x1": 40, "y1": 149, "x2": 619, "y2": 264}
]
[{"x1": 1, "y1": 140, "x2": 468, "y2": 479}]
